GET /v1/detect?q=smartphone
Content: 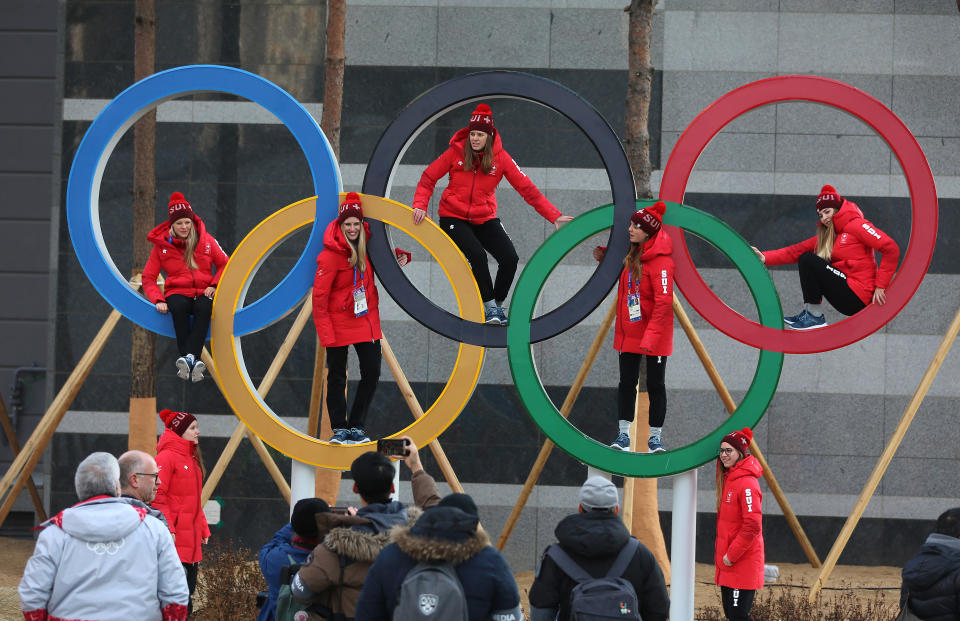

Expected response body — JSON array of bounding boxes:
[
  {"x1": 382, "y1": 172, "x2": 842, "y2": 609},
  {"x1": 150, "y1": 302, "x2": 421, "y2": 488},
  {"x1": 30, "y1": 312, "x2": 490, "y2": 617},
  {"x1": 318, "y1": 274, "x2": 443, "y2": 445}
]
[
  {"x1": 377, "y1": 438, "x2": 409, "y2": 457},
  {"x1": 330, "y1": 506, "x2": 350, "y2": 515}
]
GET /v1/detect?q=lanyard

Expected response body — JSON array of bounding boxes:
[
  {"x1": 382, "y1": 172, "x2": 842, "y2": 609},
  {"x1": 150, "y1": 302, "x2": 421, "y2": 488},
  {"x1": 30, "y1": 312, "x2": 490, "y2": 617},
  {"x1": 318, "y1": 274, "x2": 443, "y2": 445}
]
[{"x1": 353, "y1": 267, "x2": 360, "y2": 287}]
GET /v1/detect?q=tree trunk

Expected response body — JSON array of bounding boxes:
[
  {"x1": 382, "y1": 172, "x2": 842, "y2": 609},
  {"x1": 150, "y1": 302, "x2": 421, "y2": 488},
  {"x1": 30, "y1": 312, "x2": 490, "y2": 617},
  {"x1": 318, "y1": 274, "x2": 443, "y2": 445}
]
[
  {"x1": 129, "y1": 0, "x2": 158, "y2": 454},
  {"x1": 624, "y1": 0, "x2": 671, "y2": 581},
  {"x1": 313, "y1": 0, "x2": 347, "y2": 503}
]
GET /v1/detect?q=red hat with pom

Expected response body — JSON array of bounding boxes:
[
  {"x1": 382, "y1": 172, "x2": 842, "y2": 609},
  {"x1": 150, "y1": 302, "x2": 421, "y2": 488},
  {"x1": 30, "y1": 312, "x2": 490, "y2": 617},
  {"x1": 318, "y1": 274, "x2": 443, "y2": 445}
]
[
  {"x1": 468, "y1": 103, "x2": 495, "y2": 136},
  {"x1": 816, "y1": 184, "x2": 843, "y2": 213},
  {"x1": 336, "y1": 192, "x2": 363, "y2": 227},
  {"x1": 159, "y1": 408, "x2": 196, "y2": 437},
  {"x1": 721, "y1": 427, "x2": 753, "y2": 456},
  {"x1": 167, "y1": 191, "x2": 196, "y2": 226},
  {"x1": 631, "y1": 200, "x2": 666, "y2": 238}
]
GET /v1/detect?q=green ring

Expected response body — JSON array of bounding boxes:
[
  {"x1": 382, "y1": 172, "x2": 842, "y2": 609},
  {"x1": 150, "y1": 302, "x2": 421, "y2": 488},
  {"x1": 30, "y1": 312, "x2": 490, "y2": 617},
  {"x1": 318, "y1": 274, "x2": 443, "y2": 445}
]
[{"x1": 507, "y1": 200, "x2": 784, "y2": 477}]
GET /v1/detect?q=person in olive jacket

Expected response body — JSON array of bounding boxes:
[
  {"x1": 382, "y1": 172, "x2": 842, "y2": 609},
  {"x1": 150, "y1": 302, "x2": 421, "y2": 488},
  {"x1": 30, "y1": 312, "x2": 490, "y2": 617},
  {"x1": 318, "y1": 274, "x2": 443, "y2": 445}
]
[{"x1": 142, "y1": 192, "x2": 229, "y2": 383}]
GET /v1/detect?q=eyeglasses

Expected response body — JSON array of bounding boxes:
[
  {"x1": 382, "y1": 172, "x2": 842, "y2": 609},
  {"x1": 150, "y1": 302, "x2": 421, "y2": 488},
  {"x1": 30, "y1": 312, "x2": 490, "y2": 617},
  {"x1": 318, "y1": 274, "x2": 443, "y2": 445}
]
[
  {"x1": 135, "y1": 472, "x2": 160, "y2": 482},
  {"x1": 718, "y1": 448, "x2": 737, "y2": 456}
]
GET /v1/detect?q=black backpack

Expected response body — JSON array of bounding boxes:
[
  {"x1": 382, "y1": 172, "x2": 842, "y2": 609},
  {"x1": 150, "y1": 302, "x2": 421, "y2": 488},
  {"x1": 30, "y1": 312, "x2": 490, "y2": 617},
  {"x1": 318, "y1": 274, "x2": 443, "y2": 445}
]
[{"x1": 546, "y1": 539, "x2": 641, "y2": 620}]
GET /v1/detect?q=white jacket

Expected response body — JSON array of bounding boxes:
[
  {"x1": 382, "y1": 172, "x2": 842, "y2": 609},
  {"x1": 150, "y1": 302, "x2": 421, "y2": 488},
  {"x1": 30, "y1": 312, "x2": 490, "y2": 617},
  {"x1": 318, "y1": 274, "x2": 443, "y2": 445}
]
[{"x1": 19, "y1": 496, "x2": 189, "y2": 621}]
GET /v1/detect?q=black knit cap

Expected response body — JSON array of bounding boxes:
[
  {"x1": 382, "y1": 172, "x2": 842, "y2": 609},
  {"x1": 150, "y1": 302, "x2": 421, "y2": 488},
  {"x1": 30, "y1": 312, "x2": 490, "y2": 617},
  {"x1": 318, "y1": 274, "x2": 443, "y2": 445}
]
[{"x1": 291, "y1": 497, "x2": 329, "y2": 539}]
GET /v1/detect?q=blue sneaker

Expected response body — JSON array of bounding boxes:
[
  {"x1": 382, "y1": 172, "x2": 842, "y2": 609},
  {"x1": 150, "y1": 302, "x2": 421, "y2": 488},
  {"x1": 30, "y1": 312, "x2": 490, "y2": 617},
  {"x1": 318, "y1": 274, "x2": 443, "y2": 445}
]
[
  {"x1": 496, "y1": 306, "x2": 508, "y2": 325},
  {"x1": 783, "y1": 310, "x2": 805, "y2": 325},
  {"x1": 610, "y1": 432, "x2": 631, "y2": 451},
  {"x1": 648, "y1": 435, "x2": 666, "y2": 453},
  {"x1": 328, "y1": 429, "x2": 350, "y2": 444},
  {"x1": 348, "y1": 428, "x2": 371, "y2": 444},
  {"x1": 788, "y1": 310, "x2": 828, "y2": 330},
  {"x1": 485, "y1": 307, "x2": 502, "y2": 325}
]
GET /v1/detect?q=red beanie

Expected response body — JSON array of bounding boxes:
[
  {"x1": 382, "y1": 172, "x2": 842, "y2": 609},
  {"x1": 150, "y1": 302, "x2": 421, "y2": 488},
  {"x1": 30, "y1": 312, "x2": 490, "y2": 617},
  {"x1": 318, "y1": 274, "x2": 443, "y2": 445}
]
[
  {"x1": 159, "y1": 408, "x2": 196, "y2": 437},
  {"x1": 468, "y1": 103, "x2": 495, "y2": 136},
  {"x1": 721, "y1": 427, "x2": 753, "y2": 456},
  {"x1": 167, "y1": 191, "x2": 196, "y2": 226},
  {"x1": 816, "y1": 184, "x2": 843, "y2": 212},
  {"x1": 337, "y1": 192, "x2": 363, "y2": 227},
  {"x1": 631, "y1": 200, "x2": 666, "y2": 238}
]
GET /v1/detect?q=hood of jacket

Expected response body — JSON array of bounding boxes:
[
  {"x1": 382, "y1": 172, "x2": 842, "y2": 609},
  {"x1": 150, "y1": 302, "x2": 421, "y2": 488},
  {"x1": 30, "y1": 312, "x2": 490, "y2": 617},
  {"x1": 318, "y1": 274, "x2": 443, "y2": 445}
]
[
  {"x1": 826, "y1": 199, "x2": 863, "y2": 233},
  {"x1": 320, "y1": 218, "x2": 373, "y2": 259},
  {"x1": 449, "y1": 126, "x2": 504, "y2": 156},
  {"x1": 318, "y1": 506, "x2": 422, "y2": 563},
  {"x1": 638, "y1": 227, "x2": 673, "y2": 262},
  {"x1": 355, "y1": 500, "x2": 408, "y2": 534},
  {"x1": 146, "y1": 213, "x2": 210, "y2": 249},
  {"x1": 555, "y1": 510, "x2": 631, "y2": 559},
  {"x1": 156, "y1": 427, "x2": 196, "y2": 457},
  {"x1": 392, "y1": 506, "x2": 490, "y2": 565},
  {"x1": 903, "y1": 533, "x2": 960, "y2": 591},
  {"x1": 726, "y1": 454, "x2": 764, "y2": 482},
  {"x1": 56, "y1": 497, "x2": 145, "y2": 543}
]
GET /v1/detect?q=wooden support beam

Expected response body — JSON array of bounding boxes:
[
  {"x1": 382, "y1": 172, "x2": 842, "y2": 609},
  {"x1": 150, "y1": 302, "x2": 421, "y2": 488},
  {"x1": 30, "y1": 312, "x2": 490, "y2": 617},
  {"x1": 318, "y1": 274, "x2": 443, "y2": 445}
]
[
  {"x1": 0, "y1": 394, "x2": 46, "y2": 520},
  {"x1": 496, "y1": 299, "x2": 617, "y2": 551},
  {"x1": 809, "y1": 303, "x2": 960, "y2": 601},
  {"x1": 672, "y1": 295, "x2": 821, "y2": 568}
]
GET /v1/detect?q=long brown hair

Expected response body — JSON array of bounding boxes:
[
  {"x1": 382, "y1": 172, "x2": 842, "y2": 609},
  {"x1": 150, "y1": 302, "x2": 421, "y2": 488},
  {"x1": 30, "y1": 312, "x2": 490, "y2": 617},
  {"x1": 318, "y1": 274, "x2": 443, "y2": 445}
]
[
  {"x1": 193, "y1": 443, "x2": 207, "y2": 478},
  {"x1": 814, "y1": 221, "x2": 835, "y2": 261},
  {"x1": 342, "y1": 220, "x2": 368, "y2": 273},
  {"x1": 463, "y1": 133, "x2": 494, "y2": 174},
  {"x1": 624, "y1": 243, "x2": 644, "y2": 282},
  {"x1": 715, "y1": 448, "x2": 743, "y2": 511}
]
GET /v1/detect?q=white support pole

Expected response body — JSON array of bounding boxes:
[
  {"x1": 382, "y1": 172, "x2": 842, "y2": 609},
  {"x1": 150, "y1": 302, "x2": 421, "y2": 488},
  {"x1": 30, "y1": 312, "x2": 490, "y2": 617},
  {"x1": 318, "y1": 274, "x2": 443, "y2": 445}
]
[
  {"x1": 391, "y1": 460, "x2": 401, "y2": 502},
  {"x1": 670, "y1": 469, "x2": 698, "y2": 621},
  {"x1": 290, "y1": 460, "x2": 316, "y2": 518}
]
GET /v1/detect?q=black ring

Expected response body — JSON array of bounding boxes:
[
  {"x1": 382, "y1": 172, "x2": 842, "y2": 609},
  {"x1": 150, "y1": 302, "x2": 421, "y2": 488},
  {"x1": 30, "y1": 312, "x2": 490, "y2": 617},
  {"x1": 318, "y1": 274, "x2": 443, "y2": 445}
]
[{"x1": 362, "y1": 71, "x2": 635, "y2": 347}]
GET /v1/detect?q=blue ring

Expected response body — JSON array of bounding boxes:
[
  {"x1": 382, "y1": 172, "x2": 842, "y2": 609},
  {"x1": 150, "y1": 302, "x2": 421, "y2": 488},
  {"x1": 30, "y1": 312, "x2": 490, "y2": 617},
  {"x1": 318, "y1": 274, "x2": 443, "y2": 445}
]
[{"x1": 66, "y1": 65, "x2": 341, "y2": 336}]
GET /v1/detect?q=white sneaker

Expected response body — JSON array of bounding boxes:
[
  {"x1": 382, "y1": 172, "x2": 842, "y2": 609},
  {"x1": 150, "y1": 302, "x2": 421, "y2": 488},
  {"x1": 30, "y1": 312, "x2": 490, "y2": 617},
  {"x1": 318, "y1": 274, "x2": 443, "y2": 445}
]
[
  {"x1": 175, "y1": 357, "x2": 191, "y2": 381},
  {"x1": 191, "y1": 359, "x2": 206, "y2": 383}
]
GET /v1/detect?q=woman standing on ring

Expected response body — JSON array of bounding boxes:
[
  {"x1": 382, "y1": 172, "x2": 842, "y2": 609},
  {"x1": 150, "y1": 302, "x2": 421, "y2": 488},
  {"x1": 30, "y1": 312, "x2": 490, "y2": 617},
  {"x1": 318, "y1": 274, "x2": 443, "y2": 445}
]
[
  {"x1": 751, "y1": 184, "x2": 899, "y2": 330},
  {"x1": 715, "y1": 427, "x2": 764, "y2": 621},
  {"x1": 142, "y1": 191, "x2": 230, "y2": 382},
  {"x1": 153, "y1": 409, "x2": 210, "y2": 616},
  {"x1": 412, "y1": 103, "x2": 572, "y2": 325},
  {"x1": 313, "y1": 193, "x2": 410, "y2": 446},
  {"x1": 594, "y1": 201, "x2": 673, "y2": 453}
]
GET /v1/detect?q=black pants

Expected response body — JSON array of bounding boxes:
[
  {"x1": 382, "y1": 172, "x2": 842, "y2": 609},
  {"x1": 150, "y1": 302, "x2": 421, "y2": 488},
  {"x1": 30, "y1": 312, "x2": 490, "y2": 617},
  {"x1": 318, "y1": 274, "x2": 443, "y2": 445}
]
[
  {"x1": 617, "y1": 352, "x2": 667, "y2": 427},
  {"x1": 183, "y1": 561, "x2": 198, "y2": 616},
  {"x1": 797, "y1": 252, "x2": 866, "y2": 316},
  {"x1": 326, "y1": 340, "x2": 381, "y2": 430},
  {"x1": 720, "y1": 586, "x2": 755, "y2": 621},
  {"x1": 166, "y1": 294, "x2": 213, "y2": 358},
  {"x1": 439, "y1": 217, "x2": 519, "y2": 303}
]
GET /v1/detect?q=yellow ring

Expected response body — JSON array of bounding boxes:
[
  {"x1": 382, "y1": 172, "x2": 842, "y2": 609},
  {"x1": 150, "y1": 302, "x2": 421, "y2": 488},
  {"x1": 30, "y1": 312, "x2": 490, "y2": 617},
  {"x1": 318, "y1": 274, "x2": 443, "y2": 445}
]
[{"x1": 210, "y1": 194, "x2": 485, "y2": 469}]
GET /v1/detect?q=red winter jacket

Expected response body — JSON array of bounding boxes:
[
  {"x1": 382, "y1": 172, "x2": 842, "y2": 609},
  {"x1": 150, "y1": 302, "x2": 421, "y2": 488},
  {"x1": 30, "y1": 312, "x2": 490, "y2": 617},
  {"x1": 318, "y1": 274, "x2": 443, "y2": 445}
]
[
  {"x1": 312, "y1": 220, "x2": 382, "y2": 348},
  {"x1": 715, "y1": 455, "x2": 765, "y2": 590},
  {"x1": 761, "y1": 200, "x2": 899, "y2": 305},
  {"x1": 142, "y1": 215, "x2": 230, "y2": 304},
  {"x1": 613, "y1": 231, "x2": 675, "y2": 357},
  {"x1": 153, "y1": 429, "x2": 210, "y2": 564},
  {"x1": 412, "y1": 127, "x2": 562, "y2": 225}
]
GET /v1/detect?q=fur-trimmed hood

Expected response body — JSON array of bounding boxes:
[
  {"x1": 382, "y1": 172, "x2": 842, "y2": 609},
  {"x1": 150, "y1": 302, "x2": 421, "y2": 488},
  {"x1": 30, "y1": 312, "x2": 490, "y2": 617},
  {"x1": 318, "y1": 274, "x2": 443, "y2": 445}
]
[
  {"x1": 391, "y1": 507, "x2": 490, "y2": 565},
  {"x1": 318, "y1": 506, "x2": 422, "y2": 563}
]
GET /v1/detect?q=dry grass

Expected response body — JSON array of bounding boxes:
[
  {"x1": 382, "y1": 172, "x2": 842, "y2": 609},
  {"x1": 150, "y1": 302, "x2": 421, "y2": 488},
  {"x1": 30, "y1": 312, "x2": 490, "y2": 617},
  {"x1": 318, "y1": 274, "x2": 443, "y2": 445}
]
[
  {"x1": 191, "y1": 539, "x2": 266, "y2": 621},
  {"x1": 695, "y1": 584, "x2": 898, "y2": 620}
]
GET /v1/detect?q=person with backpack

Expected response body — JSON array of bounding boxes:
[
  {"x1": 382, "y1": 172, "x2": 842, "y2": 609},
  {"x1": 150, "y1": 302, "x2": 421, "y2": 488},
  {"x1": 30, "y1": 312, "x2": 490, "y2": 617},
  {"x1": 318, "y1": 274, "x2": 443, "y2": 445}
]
[
  {"x1": 355, "y1": 493, "x2": 523, "y2": 621},
  {"x1": 258, "y1": 497, "x2": 330, "y2": 621},
  {"x1": 528, "y1": 476, "x2": 669, "y2": 621},
  {"x1": 289, "y1": 443, "x2": 441, "y2": 619}
]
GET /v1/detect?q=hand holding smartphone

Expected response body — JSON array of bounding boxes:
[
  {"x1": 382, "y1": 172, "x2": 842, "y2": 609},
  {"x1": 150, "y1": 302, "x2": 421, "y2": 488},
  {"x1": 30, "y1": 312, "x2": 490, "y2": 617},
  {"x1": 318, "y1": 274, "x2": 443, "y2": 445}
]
[{"x1": 377, "y1": 438, "x2": 410, "y2": 457}]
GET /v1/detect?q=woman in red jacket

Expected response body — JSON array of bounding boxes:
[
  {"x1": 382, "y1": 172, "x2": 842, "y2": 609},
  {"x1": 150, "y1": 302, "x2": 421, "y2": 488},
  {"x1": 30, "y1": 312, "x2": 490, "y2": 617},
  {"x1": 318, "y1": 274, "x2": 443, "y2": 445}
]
[
  {"x1": 154, "y1": 408, "x2": 210, "y2": 615},
  {"x1": 594, "y1": 201, "x2": 674, "y2": 452},
  {"x1": 313, "y1": 193, "x2": 410, "y2": 445},
  {"x1": 752, "y1": 184, "x2": 899, "y2": 330},
  {"x1": 715, "y1": 427, "x2": 764, "y2": 621},
  {"x1": 412, "y1": 103, "x2": 572, "y2": 325},
  {"x1": 142, "y1": 192, "x2": 230, "y2": 382}
]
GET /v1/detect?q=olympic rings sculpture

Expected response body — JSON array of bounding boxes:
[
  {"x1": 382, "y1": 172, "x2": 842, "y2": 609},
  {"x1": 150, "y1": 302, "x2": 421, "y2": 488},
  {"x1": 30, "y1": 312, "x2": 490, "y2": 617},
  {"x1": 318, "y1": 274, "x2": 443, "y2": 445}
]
[{"x1": 67, "y1": 67, "x2": 937, "y2": 474}]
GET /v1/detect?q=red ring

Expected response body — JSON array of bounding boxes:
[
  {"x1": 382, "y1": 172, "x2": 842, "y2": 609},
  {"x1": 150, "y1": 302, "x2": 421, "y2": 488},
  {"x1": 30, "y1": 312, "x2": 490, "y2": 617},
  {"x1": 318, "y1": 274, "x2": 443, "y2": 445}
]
[{"x1": 660, "y1": 75, "x2": 937, "y2": 354}]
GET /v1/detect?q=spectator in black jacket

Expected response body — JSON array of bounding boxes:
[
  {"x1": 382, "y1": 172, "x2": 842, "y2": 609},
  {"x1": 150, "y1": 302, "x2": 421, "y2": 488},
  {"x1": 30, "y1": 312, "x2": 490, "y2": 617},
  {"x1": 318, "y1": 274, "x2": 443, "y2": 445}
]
[
  {"x1": 900, "y1": 507, "x2": 960, "y2": 621},
  {"x1": 529, "y1": 476, "x2": 669, "y2": 621}
]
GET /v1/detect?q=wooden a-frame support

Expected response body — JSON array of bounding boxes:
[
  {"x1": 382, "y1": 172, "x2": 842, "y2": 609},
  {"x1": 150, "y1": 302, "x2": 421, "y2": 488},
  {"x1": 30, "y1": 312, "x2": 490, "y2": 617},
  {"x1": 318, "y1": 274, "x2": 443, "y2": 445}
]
[
  {"x1": 0, "y1": 393, "x2": 47, "y2": 521},
  {"x1": 808, "y1": 302, "x2": 960, "y2": 601},
  {"x1": 496, "y1": 293, "x2": 822, "y2": 569}
]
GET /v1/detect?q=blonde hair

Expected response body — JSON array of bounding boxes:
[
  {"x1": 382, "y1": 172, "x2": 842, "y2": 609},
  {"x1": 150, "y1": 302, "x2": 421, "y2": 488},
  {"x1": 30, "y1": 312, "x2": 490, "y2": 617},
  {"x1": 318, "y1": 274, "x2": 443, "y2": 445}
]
[
  {"x1": 171, "y1": 222, "x2": 199, "y2": 270},
  {"x1": 814, "y1": 221, "x2": 835, "y2": 261},
  {"x1": 342, "y1": 220, "x2": 368, "y2": 273},
  {"x1": 463, "y1": 134, "x2": 494, "y2": 174}
]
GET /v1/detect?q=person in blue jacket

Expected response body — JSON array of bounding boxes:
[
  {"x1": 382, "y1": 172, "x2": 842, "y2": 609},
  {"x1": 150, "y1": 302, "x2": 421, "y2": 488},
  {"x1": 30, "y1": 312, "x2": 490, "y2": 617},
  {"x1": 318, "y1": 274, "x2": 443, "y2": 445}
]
[
  {"x1": 257, "y1": 497, "x2": 329, "y2": 621},
  {"x1": 354, "y1": 493, "x2": 523, "y2": 621}
]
